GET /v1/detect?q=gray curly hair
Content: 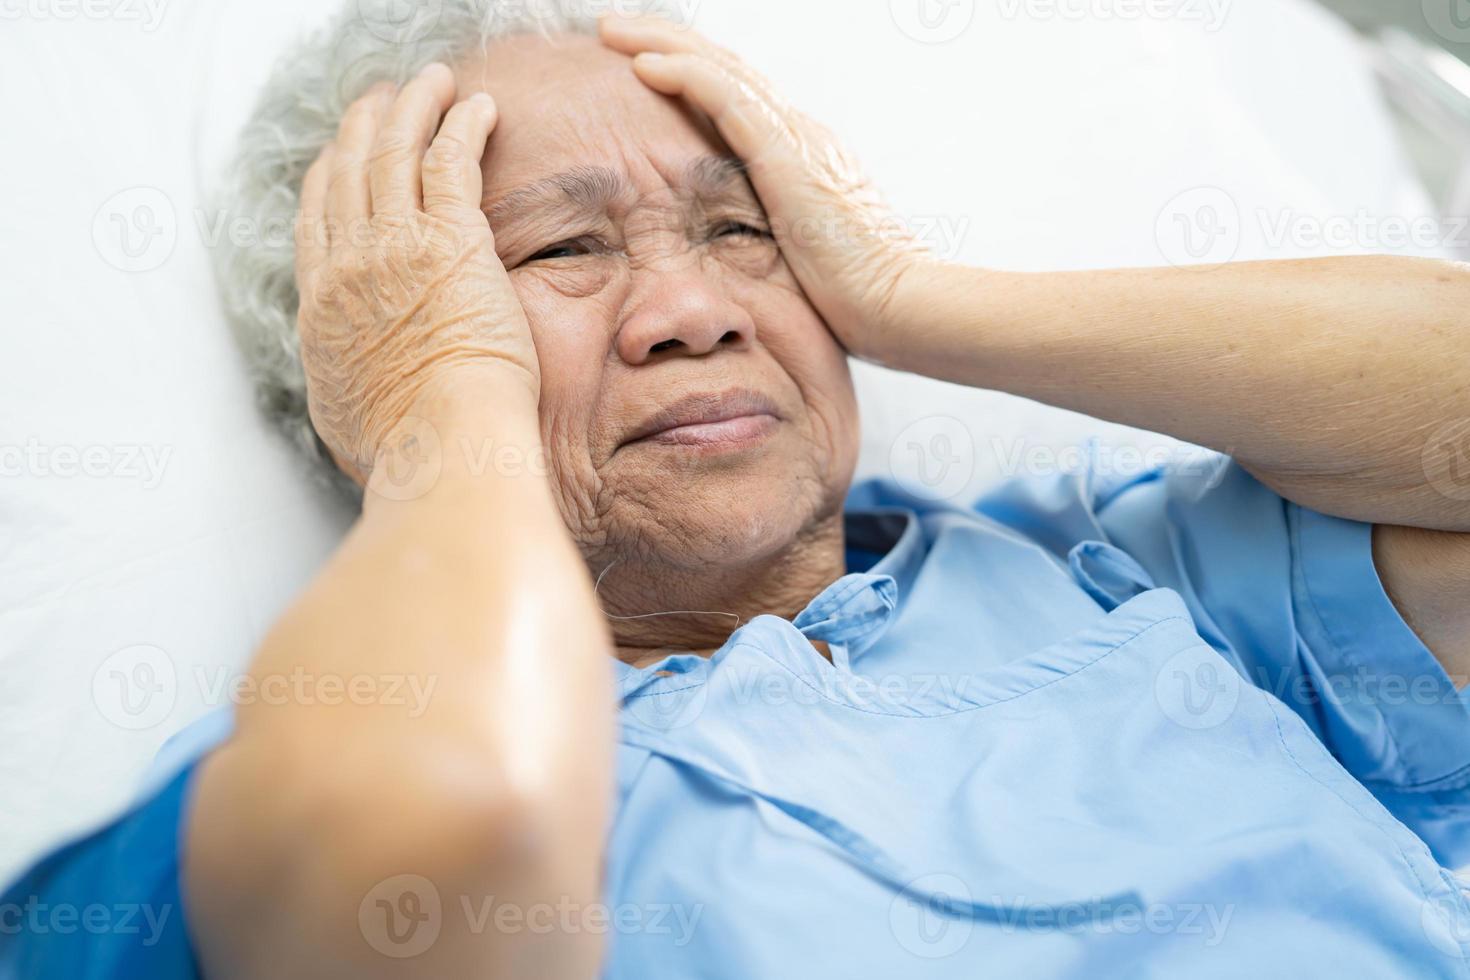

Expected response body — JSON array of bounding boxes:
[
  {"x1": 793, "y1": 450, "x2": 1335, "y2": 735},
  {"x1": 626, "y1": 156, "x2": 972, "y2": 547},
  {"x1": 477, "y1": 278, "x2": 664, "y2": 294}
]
[{"x1": 213, "y1": 0, "x2": 683, "y2": 496}]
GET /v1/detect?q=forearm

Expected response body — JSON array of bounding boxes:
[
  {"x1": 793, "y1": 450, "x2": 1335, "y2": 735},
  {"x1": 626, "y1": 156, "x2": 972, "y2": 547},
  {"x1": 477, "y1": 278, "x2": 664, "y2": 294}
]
[
  {"x1": 187, "y1": 376, "x2": 614, "y2": 978},
  {"x1": 1374, "y1": 524, "x2": 1470, "y2": 688},
  {"x1": 882, "y1": 255, "x2": 1470, "y2": 530}
]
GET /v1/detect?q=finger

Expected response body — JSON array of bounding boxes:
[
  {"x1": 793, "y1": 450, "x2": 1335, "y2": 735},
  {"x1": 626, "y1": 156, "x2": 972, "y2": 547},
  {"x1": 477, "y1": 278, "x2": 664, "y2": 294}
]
[
  {"x1": 370, "y1": 62, "x2": 457, "y2": 213},
  {"x1": 297, "y1": 141, "x2": 335, "y2": 283},
  {"x1": 598, "y1": 13, "x2": 705, "y2": 55},
  {"x1": 325, "y1": 84, "x2": 392, "y2": 232},
  {"x1": 631, "y1": 53, "x2": 787, "y2": 174},
  {"x1": 603, "y1": 18, "x2": 790, "y2": 130},
  {"x1": 602, "y1": 15, "x2": 760, "y2": 78},
  {"x1": 422, "y1": 93, "x2": 499, "y2": 224},
  {"x1": 601, "y1": 16, "x2": 782, "y2": 98}
]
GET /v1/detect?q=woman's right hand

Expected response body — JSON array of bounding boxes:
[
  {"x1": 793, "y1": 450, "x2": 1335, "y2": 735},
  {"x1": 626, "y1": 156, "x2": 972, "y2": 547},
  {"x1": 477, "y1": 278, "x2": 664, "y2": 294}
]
[{"x1": 295, "y1": 63, "x2": 539, "y2": 485}]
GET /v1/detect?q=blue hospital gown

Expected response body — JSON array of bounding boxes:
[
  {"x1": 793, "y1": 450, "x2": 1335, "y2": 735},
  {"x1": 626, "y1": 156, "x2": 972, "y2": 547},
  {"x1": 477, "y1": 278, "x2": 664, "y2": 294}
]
[{"x1": 5, "y1": 453, "x2": 1470, "y2": 978}]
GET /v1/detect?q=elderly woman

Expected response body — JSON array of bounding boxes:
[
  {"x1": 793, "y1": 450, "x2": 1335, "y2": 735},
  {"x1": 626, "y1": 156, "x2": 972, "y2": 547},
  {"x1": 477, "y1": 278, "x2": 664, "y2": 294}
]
[{"x1": 6, "y1": 1, "x2": 1470, "y2": 977}]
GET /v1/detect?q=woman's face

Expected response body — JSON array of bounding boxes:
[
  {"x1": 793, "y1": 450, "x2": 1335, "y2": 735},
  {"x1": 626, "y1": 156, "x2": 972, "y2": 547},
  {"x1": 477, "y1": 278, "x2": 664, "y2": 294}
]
[{"x1": 455, "y1": 34, "x2": 859, "y2": 573}]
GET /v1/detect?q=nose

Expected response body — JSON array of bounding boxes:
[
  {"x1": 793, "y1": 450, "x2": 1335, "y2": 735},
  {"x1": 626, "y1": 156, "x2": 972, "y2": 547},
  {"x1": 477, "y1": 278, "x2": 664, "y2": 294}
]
[{"x1": 614, "y1": 270, "x2": 757, "y2": 366}]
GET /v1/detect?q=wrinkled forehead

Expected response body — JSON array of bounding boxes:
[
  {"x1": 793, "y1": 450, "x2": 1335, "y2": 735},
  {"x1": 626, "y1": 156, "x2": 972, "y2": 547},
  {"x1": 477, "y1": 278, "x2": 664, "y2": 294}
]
[{"x1": 454, "y1": 33, "x2": 733, "y2": 217}]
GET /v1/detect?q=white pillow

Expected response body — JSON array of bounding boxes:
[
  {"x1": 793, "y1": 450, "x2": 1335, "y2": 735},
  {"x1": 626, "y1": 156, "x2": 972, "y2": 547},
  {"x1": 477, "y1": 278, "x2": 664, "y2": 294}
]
[{"x1": 0, "y1": 0, "x2": 1445, "y2": 882}]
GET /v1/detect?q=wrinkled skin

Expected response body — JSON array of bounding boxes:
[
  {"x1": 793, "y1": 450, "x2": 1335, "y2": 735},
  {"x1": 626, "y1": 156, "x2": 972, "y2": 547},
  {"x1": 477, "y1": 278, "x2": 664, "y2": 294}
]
[
  {"x1": 599, "y1": 16, "x2": 929, "y2": 357},
  {"x1": 295, "y1": 29, "x2": 921, "y2": 654},
  {"x1": 296, "y1": 78, "x2": 541, "y2": 483}
]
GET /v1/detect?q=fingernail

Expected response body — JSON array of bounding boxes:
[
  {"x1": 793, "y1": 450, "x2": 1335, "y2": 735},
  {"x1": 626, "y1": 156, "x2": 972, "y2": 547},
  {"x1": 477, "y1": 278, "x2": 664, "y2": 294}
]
[{"x1": 635, "y1": 52, "x2": 665, "y2": 64}]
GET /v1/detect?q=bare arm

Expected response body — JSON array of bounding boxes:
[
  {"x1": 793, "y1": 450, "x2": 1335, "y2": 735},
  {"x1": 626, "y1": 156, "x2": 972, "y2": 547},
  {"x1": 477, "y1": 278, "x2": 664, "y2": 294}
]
[
  {"x1": 1375, "y1": 524, "x2": 1470, "y2": 687},
  {"x1": 184, "y1": 68, "x2": 615, "y2": 978},
  {"x1": 880, "y1": 256, "x2": 1470, "y2": 682},
  {"x1": 187, "y1": 380, "x2": 614, "y2": 978},
  {"x1": 880, "y1": 257, "x2": 1470, "y2": 532}
]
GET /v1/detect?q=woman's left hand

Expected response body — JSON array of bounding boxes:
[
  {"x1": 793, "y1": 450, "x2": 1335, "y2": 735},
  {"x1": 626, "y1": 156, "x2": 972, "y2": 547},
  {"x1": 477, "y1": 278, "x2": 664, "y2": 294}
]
[{"x1": 599, "y1": 15, "x2": 932, "y2": 362}]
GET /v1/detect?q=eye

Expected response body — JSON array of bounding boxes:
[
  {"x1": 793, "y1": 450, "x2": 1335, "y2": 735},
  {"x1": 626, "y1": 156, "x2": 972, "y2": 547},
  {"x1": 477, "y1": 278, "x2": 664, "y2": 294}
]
[
  {"x1": 523, "y1": 236, "x2": 603, "y2": 263},
  {"x1": 711, "y1": 220, "x2": 773, "y2": 241}
]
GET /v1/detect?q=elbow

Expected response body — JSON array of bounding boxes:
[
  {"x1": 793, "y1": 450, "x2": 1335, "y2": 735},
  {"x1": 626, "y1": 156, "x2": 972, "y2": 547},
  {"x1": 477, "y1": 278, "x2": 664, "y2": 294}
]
[
  {"x1": 302, "y1": 732, "x2": 584, "y2": 893},
  {"x1": 326, "y1": 751, "x2": 558, "y2": 886},
  {"x1": 187, "y1": 731, "x2": 608, "y2": 978},
  {"x1": 197, "y1": 727, "x2": 601, "y2": 914}
]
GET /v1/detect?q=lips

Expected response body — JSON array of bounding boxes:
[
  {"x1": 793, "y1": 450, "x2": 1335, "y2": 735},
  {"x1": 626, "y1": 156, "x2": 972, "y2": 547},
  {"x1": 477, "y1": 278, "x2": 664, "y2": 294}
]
[{"x1": 620, "y1": 388, "x2": 782, "y2": 451}]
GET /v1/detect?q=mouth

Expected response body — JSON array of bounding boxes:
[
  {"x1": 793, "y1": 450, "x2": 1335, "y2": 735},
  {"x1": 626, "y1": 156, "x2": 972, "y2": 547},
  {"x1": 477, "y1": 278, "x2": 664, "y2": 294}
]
[{"x1": 620, "y1": 388, "x2": 783, "y2": 453}]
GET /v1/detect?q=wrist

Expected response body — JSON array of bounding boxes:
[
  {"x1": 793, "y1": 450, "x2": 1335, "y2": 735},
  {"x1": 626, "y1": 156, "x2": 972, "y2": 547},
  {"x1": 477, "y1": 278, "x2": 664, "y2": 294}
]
[
  {"x1": 362, "y1": 363, "x2": 547, "y2": 511},
  {"x1": 407, "y1": 361, "x2": 540, "y2": 423},
  {"x1": 859, "y1": 254, "x2": 954, "y2": 371}
]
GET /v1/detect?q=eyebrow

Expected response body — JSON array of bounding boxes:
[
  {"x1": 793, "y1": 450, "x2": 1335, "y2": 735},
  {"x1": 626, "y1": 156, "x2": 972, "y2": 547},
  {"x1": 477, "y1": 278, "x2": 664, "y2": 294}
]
[{"x1": 483, "y1": 154, "x2": 752, "y2": 227}]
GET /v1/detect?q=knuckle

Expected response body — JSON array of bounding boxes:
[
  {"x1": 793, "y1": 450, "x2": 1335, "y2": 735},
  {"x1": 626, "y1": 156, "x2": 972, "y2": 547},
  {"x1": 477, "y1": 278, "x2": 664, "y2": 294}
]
[
  {"x1": 327, "y1": 158, "x2": 359, "y2": 186},
  {"x1": 421, "y1": 191, "x2": 462, "y2": 214},
  {"x1": 368, "y1": 132, "x2": 413, "y2": 167},
  {"x1": 425, "y1": 133, "x2": 468, "y2": 164}
]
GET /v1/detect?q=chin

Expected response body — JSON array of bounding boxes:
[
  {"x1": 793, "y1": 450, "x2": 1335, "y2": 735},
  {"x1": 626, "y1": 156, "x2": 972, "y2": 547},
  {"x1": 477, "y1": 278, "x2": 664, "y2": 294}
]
[{"x1": 618, "y1": 468, "x2": 836, "y2": 570}]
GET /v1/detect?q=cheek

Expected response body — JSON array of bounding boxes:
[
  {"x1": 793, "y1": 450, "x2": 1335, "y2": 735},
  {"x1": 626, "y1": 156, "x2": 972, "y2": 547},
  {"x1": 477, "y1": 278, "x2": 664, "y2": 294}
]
[
  {"x1": 799, "y1": 333, "x2": 861, "y2": 485},
  {"x1": 735, "y1": 279, "x2": 860, "y2": 467},
  {"x1": 511, "y1": 271, "x2": 617, "y2": 401},
  {"x1": 510, "y1": 275, "x2": 621, "y2": 529},
  {"x1": 706, "y1": 238, "x2": 782, "y2": 280}
]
